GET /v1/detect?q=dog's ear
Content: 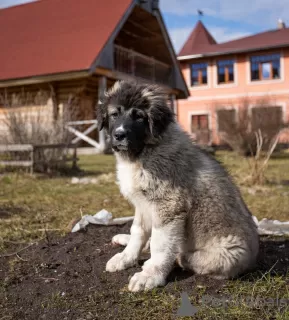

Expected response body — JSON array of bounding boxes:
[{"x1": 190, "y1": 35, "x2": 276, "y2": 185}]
[
  {"x1": 97, "y1": 100, "x2": 108, "y2": 131},
  {"x1": 148, "y1": 103, "x2": 174, "y2": 138},
  {"x1": 97, "y1": 81, "x2": 124, "y2": 130}
]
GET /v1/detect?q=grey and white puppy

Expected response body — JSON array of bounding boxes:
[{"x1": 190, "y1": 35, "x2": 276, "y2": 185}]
[{"x1": 97, "y1": 81, "x2": 259, "y2": 292}]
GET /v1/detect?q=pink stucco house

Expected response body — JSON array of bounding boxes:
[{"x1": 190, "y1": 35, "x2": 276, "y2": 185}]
[{"x1": 177, "y1": 20, "x2": 289, "y2": 146}]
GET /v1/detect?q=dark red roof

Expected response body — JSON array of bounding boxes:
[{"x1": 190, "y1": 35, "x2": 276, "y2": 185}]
[
  {"x1": 178, "y1": 21, "x2": 216, "y2": 57},
  {"x1": 0, "y1": 0, "x2": 132, "y2": 81},
  {"x1": 178, "y1": 21, "x2": 289, "y2": 58}
]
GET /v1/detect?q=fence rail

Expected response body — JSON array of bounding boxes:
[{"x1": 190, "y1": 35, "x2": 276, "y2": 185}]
[
  {"x1": 65, "y1": 120, "x2": 100, "y2": 150},
  {"x1": 114, "y1": 45, "x2": 172, "y2": 86},
  {"x1": 0, "y1": 144, "x2": 33, "y2": 173},
  {"x1": 0, "y1": 144, "x2": 33, "y2": 152},
  {"x1": 0, "y1": 144, "x2": 78, "y2": 173}
]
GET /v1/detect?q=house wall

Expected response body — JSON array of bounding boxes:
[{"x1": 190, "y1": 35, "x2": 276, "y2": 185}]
[
  {"x1": 177, "y1": 48, "x2": 289, "y2": 145},
  {"x1": 0, "y1": 104, "x2": 55, "y2": 143},
  {"x1": 0, "y1": 77, "x2": 102, "y2": 145}
]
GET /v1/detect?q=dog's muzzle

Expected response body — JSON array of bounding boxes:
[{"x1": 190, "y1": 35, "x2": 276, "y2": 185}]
[{"x1": 112, "y1": 130, "x2": 128, "y2": 151}]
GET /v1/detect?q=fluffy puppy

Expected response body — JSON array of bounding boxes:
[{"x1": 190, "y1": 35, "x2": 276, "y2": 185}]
[{"x1": 97, "y1": 81, "x2": 259, "y2": 292}]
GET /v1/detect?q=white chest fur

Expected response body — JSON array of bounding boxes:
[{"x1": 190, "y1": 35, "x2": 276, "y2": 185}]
[
  {"x1": 116, "y1": 159, "x2": 137, "y2": 199},
  {"x1": 115, "y1": 155, "x2": 152, "y2": 203}
]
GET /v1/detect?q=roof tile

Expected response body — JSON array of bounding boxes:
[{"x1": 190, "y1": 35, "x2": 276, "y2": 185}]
[
  {"x1": 178, "y1": 21, "x2": 216, "y2": 56},
  {"x1": 0, "y1": 0, "x2": 132, "y2": 81},
  {"x1": 178, "y1": 21, "x2": 289, "y2": 58}
]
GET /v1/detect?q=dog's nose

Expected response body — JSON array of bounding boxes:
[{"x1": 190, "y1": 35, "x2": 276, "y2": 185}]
[{"x1": 114, "y1": 131, "x2": 126, "y2": 141}]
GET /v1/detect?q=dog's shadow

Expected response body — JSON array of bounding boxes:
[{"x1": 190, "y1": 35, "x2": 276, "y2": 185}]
[
  {"x1": 167, "y1": 267, "x2": 194, "y2": 283},
  {"x1": 140, "y1": 238, "x2": 289, "y2": 286},
  {"x1": 240, "y1": 238, "x2": 289, "y2": 282},
  {"x1": 137, "y1": 257, "x2": 194, "y2": 283}
]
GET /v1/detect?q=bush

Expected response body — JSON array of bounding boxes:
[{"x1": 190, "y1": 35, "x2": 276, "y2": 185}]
[
  {"x1": 0, "y1": 90, "x2": 78, "y2": 173},
  {"x1": 216, "y1": 97, "x2": 286, "y2": 156}
]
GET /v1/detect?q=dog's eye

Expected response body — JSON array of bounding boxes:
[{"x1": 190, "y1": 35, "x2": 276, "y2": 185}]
[
  {"x1": 110, "y1": 112, "x2": 118, "y2": 119},
  {"x1": 134, "y1": 113, "x2": 144, "y2": 121}
]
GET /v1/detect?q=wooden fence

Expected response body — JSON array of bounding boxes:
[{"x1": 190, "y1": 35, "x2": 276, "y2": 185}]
[
  {"x1": 0, "y1": 144, "x2": 34, "y2": 173},
  {"x1": 0, "y1": 144, "x2": 78, "y2": 174}
]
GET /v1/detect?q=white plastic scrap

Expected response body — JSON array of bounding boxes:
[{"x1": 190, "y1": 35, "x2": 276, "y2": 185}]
[
  {"x1": 255, "y1": 217, "x2": 289, "y2": 236},
  {"x1": 71, "y1": 210, "x2": 289, "y2": 237},
  {"x1": 71, "y1": 209, "x2": 134, "y2": 233}
]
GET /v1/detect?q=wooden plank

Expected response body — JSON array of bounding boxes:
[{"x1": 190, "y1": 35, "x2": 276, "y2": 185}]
[
  {"x1": 33, "y1": 143, "x2": 77, "y2": 149},
  {"x1": 114, "y1": 45, "x2": 170, "y2": 68},
  {"x1": 66, "y1": 126, "x2": 100, "y2": 149},
  {"x1": 0, "y1": 71, "x2": 89, "y2": 89},
  {"x1": 94, "y1": 67, "x2": 175, "y2": 93},
  {"x1": 50, "y1": 84, "x2": 59, "y2": 120},
  {"x1": 0, "y1": 144, "x2": 79, "y2": 174},
  {"x1": 72, "y1": 122, "x2": 98, "y2": 144},
  {"x1": 0, "y1": 161, "x2": 33, "y2": 167},
  {"x1": 66, "y1": 120, "x2": 98, "y2": 125},
  {"x1": 34, "y1": 158, "x2": 78, "y2": 164},
  {"x1": 0, "y1": 144, "x2": 33, "y2": 152},
  {"x1": 98, "y1": 76, "x2": 107, "y2": 153}
]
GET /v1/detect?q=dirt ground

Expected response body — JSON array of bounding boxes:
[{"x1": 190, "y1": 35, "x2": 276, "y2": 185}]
[{"x1": 1, "y1": 222, "x2": 289, "y2": 320}]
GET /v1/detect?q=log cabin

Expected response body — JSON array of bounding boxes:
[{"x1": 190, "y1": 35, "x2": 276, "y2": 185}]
[{"x1": 0, "y1": 0, "x2": 189, "y2": 151}]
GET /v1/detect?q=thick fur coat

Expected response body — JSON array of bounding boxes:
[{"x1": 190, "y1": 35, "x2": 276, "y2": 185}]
[{"x1": 97, "y1": 81, "x2": 259, "y2": 292}]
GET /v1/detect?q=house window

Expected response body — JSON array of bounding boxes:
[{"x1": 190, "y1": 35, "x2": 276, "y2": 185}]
[
  {"x1": 251, "y1": 106, "x2": 283, "y2": 131},
  {"x1": 191, "y1": 114, "x2": 210, "y2": 145},
  {"x1": 217, "y1": 59, "x2": 235, "y2": 84},
  {"x1": 250, "y1": 53, "x2": 281, "y2": 81},
  {"x1": 191, "y1": 63, "x2": 208, "y2": 86},
  {"x1": 217, "y1": 109, "x2": 236, "y2": 132},
  {"x1": 191, "y1": 114, "x2": 209, "y2": 132}
]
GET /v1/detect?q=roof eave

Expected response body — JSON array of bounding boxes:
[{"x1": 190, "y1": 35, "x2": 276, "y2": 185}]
[
  {"x1": 0, "y1": 70, "x2": 90, "y2": 88},
  {"x1": 177, "y1": 43, "x2": 289, "y2": 61},
  {"x1": 154, "y1": 9, "x2": 190, "y2": 98},
  {"x1": 178, "y1": 54, "x2": 204, "y2": 60}
]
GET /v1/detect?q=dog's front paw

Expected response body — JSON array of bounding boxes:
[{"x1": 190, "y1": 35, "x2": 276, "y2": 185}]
[
  {"x1": 111, "y1": 234, "x2": 131, "y2": 247},
  {"x1": 106, "y1": 252, "x2": 136, "y2": 272},
  {"x1": 128, "y1": 271, "x2": 166, "y2": 292}
]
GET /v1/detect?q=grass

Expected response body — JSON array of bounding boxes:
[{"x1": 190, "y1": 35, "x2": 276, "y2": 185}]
[
  {"x1": 53, "y1": 270, "x2": 289, "y2": 319},
  {"x1": 1, "y1": 151, "x2": 289, "y2": 249},
  {"x1": 113, "y1": 280, "x2": 289, "y2": 320},
  {"x1": 1, "y1": 150, "x2": 289, "y2": 319},
  {"x1": 218, "y1": 151, "x2": 289, "y2": 221},
  {"x1": 0, "y1": 154, "x2": 132, "y2": 250}
]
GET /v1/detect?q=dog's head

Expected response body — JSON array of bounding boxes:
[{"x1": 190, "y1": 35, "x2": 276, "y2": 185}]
[{"x1": 97, "y1": 81, "x2": 174, "y2": 157}]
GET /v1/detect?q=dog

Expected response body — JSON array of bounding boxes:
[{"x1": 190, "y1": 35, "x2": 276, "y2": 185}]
[{"x1": 97, "y1": 81, "x2": 259, "y2": 292}]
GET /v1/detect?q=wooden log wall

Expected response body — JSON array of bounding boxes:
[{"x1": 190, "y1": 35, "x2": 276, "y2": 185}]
[{"x1": 0, "y1": 75, "x2": 117, "y2": 147}]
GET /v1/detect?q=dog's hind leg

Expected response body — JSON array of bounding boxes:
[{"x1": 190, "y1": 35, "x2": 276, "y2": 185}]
[{"x1": 177, "y1": 236, "x2": 254, "y2": 279}]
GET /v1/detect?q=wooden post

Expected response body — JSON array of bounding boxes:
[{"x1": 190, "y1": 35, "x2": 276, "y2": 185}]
[
  {"x1": 98, "y1": 76, "x2": 108, "y2": 153},
  {"x1": 30, "y1": 146, "x2": 34, "y2": 175},
  {"x1": 72, "y1": 146, "x2": 77, "y2": 170},
  {"x1": 50, "y1": 84, "x2": 59, "y2": 121},
  {"x1": 170, "y1": 94, "x2": 177, "y2": 119}
]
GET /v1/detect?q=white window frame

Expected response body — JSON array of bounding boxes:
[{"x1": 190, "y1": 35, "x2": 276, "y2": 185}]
[
  {"x1": 246, "y1": 51, "x2": 284, "y2": 85},
  {"x1": 189, "y1": 61, "x2": 211, "y2": 90},
  {"x1": 188, "y1": 110, "x2": 213, "y2": 144},
  {"x1": 213, "y1": 57, "x2": 238, "y2": 88}
]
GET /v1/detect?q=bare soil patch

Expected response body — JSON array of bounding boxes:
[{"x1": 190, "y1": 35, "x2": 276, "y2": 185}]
[{"x1": 1, "y1": 223, "x2": 289, "y2": 319}]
